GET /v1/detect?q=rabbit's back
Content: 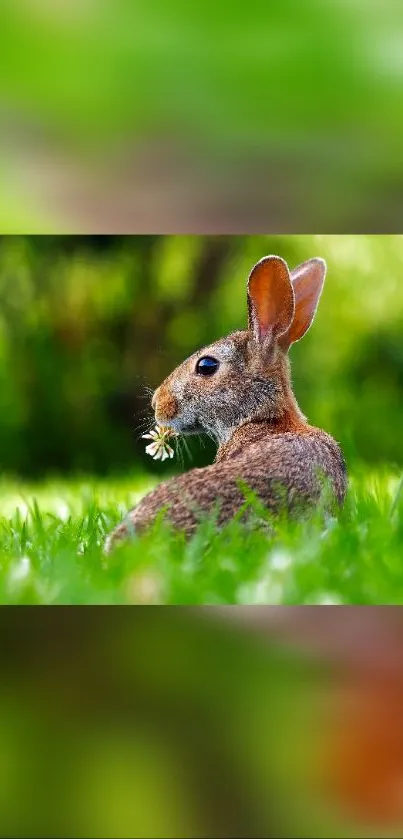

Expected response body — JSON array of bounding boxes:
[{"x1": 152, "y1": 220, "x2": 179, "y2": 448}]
[
  {"x1": 121, "y1": 428, "x2": 347, "y2": 539},
  {"x1": 228, "y1": 429, "x2": 347, "y2": 508}
]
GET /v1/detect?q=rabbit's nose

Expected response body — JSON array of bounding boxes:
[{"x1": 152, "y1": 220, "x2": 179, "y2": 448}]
[{"x1": 153, "y1": 386, "x2": 178, "y2": 421}]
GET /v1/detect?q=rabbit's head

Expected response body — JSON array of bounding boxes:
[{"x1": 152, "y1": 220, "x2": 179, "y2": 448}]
[{"x1": 152, "y1": 255, "x2": 326, "y2": 443}]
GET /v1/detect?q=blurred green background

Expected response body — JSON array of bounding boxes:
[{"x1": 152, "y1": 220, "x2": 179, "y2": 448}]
[
  {"x1": 0, "y1": 234, "x2": 402, "y2": 479},
  {"x1": 0, "y1": 1, "x2": 403, "y2": 232},
  {"x1": 2, "y1": 605, "x2": 401, "y2": 838}
]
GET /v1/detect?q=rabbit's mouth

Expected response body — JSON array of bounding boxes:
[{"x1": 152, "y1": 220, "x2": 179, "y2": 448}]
[{"x1": 162, "y1": 417, "x2": 203, "y2": 436}]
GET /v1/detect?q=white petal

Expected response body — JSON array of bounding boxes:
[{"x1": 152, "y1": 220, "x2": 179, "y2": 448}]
[
  {"x1": 153, "y1": 448, "x2": 163, "y2": 460},
  {"x1": 142, "y1": 432, "x2": 155, "y2": 440},
  {"x1": 166, "y1": 445, "x2": 175, "y2": 458},
  {"x1": 145, "y1": 442, "x2": 159, "y2": 456},
  {"x1": 160, "y1": 449, "x2": 169, "y2": 461}
]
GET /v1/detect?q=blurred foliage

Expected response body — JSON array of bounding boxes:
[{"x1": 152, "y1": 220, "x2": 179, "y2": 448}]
[
  {"x1": 1, "y1": 606, "x2": 403, "y2": 835},
  {"x1": 0, "y1": 607, "x2": 352, "y2": 837},
  {"x1": 0, "y1": 234, "x2": 402, "y2": 476},
  {"x1": 0, "y1": 1, "x2": 403, "y2": 231}
]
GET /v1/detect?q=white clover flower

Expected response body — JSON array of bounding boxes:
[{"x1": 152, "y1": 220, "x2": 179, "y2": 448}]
[{"x1": 142, "y1": 424, "x2": 177, "y2": 461}]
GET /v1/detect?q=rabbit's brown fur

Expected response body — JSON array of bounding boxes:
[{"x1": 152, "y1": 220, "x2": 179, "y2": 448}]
[{"x1": 106, "y1": 255, "x2": 347, "y2": 551}]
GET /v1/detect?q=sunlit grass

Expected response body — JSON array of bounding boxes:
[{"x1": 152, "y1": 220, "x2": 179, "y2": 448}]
[{"x1": 0, "y1": 467, "x2": 402, "y2": 605}]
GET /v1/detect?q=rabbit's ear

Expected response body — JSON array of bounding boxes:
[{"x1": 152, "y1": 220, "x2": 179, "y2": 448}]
[
  {"x1": 280, "y1": 257, "x2": 326, "y2": 349},
  {"x1": 247, "y1": 256, "x2": 295, "y2": 346}
]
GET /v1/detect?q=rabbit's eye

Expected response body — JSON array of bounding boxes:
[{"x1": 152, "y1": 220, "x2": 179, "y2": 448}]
[{"x1": 196, "y1": 356, "x2": 219, "y2": 376}]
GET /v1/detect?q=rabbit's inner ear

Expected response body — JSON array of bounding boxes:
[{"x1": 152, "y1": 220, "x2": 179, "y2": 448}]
[
  {"x1": 247, "y1": 255, "x2": 295, "y2": 346},
  {"x1": 280, "y1": 257, "x2": 326, "y2": 350}
]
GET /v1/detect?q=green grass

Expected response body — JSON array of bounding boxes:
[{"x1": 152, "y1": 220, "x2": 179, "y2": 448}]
[{"x1": 0, "y1": 466, "x2": 402, "y2": 605}]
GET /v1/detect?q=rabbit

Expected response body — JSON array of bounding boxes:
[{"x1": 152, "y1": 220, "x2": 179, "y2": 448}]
[{"x1": 105, "y1": 254, "x2": 347, "y2": 552}]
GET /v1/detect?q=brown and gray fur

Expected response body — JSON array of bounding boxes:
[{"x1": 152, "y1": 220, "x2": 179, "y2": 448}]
[{"x1": 105, "y1": 255, "x2": 347, "y2": 551}]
